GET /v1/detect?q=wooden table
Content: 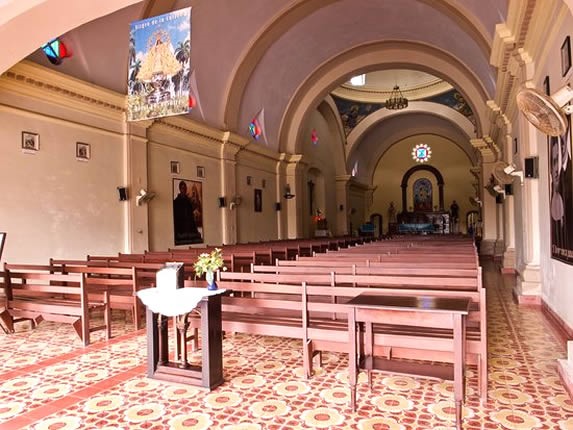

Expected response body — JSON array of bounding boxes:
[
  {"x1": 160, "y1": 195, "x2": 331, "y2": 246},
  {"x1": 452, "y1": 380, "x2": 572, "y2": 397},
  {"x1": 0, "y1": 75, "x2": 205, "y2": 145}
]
[
  {"x1": 347, "y1": 293, "x2": 470, "y2": 430},
  {"x1": 145, "y1": 292, "x2": 225, "y2": 390}
]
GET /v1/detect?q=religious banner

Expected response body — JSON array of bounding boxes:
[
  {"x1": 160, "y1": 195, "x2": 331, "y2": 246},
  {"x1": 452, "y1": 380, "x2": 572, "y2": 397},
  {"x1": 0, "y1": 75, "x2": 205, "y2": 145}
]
[
  {"x1": 127, "y1": 7, "x2": 191, "y2": 121},
  {"x1": 549, "y1": 116, "x2": 573, "y2": 264},
  {"x1": 173, "y1": 178, "x2": 203, "y2": 245}
]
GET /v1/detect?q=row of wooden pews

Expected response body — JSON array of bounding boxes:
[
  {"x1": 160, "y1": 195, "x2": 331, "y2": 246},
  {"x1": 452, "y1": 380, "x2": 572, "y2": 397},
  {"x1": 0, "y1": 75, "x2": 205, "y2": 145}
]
[
  {"x1": 208, "y1": 236, "x2": 487, "y2": 402},
  {"x1": 0, "y1": 236, "x2": 362, "y2": 345}
]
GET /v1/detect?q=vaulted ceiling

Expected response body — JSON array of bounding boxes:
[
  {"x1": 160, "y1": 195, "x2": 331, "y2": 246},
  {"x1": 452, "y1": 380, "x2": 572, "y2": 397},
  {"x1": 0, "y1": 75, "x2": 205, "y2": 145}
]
[{"x1": 2, "y1": 0, "x2": 509, "y2": 160}]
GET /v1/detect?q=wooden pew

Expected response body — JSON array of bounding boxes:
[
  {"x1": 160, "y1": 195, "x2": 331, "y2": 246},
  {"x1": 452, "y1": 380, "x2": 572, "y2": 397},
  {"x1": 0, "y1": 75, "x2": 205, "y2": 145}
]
[
  {"x1": 185, "y1": 275, "x2": 486, "y2": 400},
  {"x1": 0, "y1": 266, "x2": 111, "y2": 345}
]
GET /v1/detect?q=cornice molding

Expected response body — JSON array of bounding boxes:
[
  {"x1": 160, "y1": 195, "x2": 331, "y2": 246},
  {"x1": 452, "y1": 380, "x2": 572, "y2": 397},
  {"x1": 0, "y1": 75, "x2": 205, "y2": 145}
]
[
  {"x1": 334, "y1": 79, "x2": 452, "y2": 103},
  {"x1": 0, "y1": 60, "x2": 125, "y2": 120}
]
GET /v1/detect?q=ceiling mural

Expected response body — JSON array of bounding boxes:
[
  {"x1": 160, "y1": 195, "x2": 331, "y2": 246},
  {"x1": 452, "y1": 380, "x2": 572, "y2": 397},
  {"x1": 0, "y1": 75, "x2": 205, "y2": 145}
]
[{"x1": 332, "y1": 89, "x2": 476, "y2": 136}]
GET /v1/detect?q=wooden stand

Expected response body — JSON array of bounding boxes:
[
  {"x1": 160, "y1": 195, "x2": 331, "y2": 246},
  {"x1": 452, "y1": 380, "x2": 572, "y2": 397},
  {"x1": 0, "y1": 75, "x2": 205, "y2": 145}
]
[
  {"x1": 347, "y1": 294, "x2": 469, "y2": 430},
  {"x1": 146, "y1": 294, "x2": 224, "y2": 390}
]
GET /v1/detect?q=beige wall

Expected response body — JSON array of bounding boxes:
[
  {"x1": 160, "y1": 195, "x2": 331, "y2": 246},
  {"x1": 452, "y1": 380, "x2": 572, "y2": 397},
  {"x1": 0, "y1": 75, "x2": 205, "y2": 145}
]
[
  {"x1": 299, "y1": 105, "x2": 347, "y2": 236},
  {"x1": 0, "y1": 106, "x2": 125, "y2": 263},
  {"x1": 371, "y1": 134, "x2": 475, "y2": 234}
]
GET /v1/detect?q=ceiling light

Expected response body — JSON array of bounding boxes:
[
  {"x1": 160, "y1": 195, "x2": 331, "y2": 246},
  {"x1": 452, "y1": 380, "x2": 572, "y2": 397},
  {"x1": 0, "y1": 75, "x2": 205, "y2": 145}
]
[
  {"x1": 349, "y1": 74, "x2": 365, "y2": 86},
  {"x1": 385, "y1": 85, "x2": 408, "y2": 110}
]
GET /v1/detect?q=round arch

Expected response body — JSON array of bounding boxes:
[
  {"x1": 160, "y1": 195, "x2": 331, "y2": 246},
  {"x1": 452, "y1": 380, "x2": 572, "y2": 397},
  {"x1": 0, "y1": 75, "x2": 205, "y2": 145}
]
[
  {"x1": 346, "y1": 101, "x2": 476, "y2": 160},
  {"x1": 221, "y1": 0, "x2": 492, "y2": 128},
  {"x1": 0, "y1": 0, "x2": 141, "y2": 74},
  {"x1": 346, "y1": 112, "x2": 479, "y2": 185},
  {"x1": 277, "y1": 41, "x2": 490, "y2": 155},
  {"x1": 401, "y1": 165, "x2": 445, "y2": 212}
]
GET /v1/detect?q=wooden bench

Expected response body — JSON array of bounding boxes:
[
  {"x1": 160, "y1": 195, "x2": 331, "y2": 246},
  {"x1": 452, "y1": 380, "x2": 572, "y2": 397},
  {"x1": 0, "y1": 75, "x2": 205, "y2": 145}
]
[
  {"x1": 182, "y1": 278, "x2": 486, "y2": 400},
  {"x1": 213, "y1": 267, "x2": 487, "y2": 399},
  {"x1": 0, "y1": 266, "x2": 111, "y2": 345}
]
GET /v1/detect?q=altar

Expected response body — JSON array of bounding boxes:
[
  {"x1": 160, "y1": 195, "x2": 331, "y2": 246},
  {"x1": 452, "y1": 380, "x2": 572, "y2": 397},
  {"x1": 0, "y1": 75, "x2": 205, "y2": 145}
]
[{"x1": 398, "y1": 223, "x2": 434, "y2": 234}]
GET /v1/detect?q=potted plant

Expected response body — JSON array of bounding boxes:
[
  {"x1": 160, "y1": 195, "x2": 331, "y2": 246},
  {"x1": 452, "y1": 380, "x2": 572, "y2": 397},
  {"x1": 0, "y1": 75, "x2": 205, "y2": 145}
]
[{"x1": 194, "y1": 248, "x2": 226, "y2": 290}]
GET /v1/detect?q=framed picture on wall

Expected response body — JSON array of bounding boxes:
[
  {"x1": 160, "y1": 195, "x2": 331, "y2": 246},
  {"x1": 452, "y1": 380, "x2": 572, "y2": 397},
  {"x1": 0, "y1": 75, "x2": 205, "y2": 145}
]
[
  {"x1": 170, "y1": 161, "x2": 180, "y2": 175},
  {"x1": 543, "y1": 75, "x2": 550, "y2": 96},
  {"x1": 76, "y1": 142, "x2": 90, "y2": 160},
  {"x1": 0, "y1": 232, "x2": 6, "y2": 261},
  {"x1": 21, "y1": 131, "x2": 39, "y2": 152},
  {"x1": 562, "y1": 36, "x2": 571, "y2": 76},
  {"x1": 254, "y1": 188, "x2": 262, "y2": 212},
  {"x1": 197, "y1": 166, "x2": 205, "y2": 178}
]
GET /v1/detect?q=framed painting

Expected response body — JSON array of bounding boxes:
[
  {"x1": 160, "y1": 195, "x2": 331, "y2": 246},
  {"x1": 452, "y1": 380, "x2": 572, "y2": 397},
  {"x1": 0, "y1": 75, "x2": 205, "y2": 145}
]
[
  {"x1": 254, "y1": 188, "x2": 262, "y2": 212},
  {"x1": 76, "y1": 142, "x2": 90, "y2": 160},
  {"x1": 22, "y1": 131, "x2": 39, "y2": 152},
  {"x1": 543, "y1": 75, "x2": 550, "y2": 96},
  {"x1": 0, "y1": 232, "x2": 5, "y2": 261},
  {"x1": 173, "y1": 178, "x2": 204, "y2": 245},
  {"x1": 170, "y1": 161, "x2": 180, "y2": 175},
  {"x1": 562, "y1": 36, "x2": 571, "y2": 76},
  {"x1": 196, "y1": 166, "x2": 205, "y2": 178}
]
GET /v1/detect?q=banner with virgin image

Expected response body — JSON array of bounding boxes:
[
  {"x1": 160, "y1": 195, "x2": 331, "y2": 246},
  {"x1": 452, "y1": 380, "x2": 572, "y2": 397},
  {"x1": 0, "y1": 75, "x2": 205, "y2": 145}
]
[{"x1": 127, "y1": 7, "x2": 191, "y2": 121}]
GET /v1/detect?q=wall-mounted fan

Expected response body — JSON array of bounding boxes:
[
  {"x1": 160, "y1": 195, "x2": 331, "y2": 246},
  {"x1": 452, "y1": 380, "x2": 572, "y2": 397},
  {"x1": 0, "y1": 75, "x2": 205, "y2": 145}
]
[
  {"x1": 136, "y1": 189, "x2": 156, "y2": 206},
  {"x1": 516, "y1": 85, "x2": 573, "y2": 136},
  {"x1": 492, "y1": 161, "x2": 523, "y2": 185}
]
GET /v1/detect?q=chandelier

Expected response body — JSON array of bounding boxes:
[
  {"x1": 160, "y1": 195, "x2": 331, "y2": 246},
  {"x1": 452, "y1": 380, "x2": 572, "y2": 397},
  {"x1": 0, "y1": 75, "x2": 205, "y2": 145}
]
[{"x1": 385, "y1": 85, "x2": 408, "y2": 110}]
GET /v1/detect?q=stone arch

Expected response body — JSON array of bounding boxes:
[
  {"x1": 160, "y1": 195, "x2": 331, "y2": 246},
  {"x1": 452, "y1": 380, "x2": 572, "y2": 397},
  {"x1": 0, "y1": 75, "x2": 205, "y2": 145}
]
[
  {"x1": 400, "y1": 165, "x2": 445, "y2": 212},
  {"x1": 278, "y1": 41, "x2": 490, "y2": 155},
  {"x1": 222, "y1": 0, "x2": 492, "y2": 129}
]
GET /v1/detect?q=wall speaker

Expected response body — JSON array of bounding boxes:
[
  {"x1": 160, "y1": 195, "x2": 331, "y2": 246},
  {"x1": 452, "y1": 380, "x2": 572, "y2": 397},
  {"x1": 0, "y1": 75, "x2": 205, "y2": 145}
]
[
  {"x1": 275, "y1": 202, "x2": 281, "y2": 211},
  {"x1": 117, "y1": 187, "x2": 127, "y2": 201},
  {"x1": 504, "y1": 184, "x2": 513, "y2": 195},
  {"x1": 524, "y1": 156, "x2": 538, "y2": 178},
  {"x1": 218, "y1": 197, "x2": 227, "y2": 208}
]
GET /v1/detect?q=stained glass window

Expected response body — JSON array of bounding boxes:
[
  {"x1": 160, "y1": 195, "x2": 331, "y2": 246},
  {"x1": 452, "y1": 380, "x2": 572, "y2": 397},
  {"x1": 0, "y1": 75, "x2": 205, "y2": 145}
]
[
  {"x1": 41, "y1": 38, "x2": 69, "y2": 65},
  {"x1": 412, "y1": 143, "x2": 431, "y2": 163}
]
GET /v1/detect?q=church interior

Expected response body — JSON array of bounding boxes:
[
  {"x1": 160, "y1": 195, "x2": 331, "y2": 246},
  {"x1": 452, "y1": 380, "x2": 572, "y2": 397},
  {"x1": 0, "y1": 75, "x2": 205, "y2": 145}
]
[{"x1": 1, "y1": 0, "x2": 573, "y2": 428}]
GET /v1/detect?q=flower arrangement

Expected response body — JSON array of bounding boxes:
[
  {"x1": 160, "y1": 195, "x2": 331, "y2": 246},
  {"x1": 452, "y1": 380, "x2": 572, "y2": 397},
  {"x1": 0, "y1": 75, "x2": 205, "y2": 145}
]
[{"x1": 194, "y1": 248, "x2": 227, "y2": 277}]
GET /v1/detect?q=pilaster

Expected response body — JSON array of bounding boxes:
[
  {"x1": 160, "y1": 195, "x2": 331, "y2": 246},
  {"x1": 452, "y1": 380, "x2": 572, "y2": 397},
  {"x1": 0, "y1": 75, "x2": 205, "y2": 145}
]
[
  {"x1": 219, "y1": 132, "x2": 247, "y2": 244},
  {"x1": 124, "y1": 119, "x2": 154, "y2": 253},
  {"x1": 283, "y1": 154, "x2": 306, "y2": 239},
  {"x1": 335, "y1": 176, "x2": 352, "y2": 236}
]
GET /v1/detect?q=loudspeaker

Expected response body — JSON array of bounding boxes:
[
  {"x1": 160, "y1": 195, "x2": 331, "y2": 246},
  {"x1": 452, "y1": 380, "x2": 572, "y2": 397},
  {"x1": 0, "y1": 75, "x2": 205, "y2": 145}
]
[
  {"x1": 524, "y1": 156, "x2": 538, "y2": 178},
  {"x1": 218, "y1": 197, "x2": 227, "y2": 208},
  {"x1": 504, "y1": 184, "x2": 513, "y2": 195},
  {"x1": 275, "y1": 202, "x2": 281, "y2": 211},
  {"x1": 117, "y1": 187, "x2": 127, "y2": 201}
]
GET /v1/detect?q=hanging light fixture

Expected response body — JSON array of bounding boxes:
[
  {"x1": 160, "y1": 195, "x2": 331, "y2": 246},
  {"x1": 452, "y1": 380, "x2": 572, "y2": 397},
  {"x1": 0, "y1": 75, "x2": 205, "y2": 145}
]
[{"x1": 385, "y1": 85, "x2": 408, "y2": 110}]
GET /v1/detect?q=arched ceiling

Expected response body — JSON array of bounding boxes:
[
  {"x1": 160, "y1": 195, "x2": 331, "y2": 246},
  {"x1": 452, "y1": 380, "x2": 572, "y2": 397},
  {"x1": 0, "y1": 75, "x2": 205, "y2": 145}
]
[
  {"x1": 2, "y1": 0, "x2": 508, "y2": 159},
  {"x1": 348, "y1": 110, "x2": 479, "y2": 185}
]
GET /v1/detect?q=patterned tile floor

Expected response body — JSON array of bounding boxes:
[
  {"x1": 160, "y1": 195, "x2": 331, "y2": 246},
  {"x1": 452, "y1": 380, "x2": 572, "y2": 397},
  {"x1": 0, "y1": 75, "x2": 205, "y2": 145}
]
[{"x1": 0, "y1": 262, "x2": 571, "y2": 429}]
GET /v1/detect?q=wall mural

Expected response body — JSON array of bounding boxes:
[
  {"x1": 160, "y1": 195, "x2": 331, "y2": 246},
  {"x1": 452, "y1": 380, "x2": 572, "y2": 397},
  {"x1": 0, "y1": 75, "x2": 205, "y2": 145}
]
[
  {"x1": 413, "y1": 178, "x2": 433, "y2": 212},
  {"x1": 332, "y1": 89, "x2": 476, "y2": 136},
  {"x1": 549, "y1": 116, "x2": 573, "y2": 264}
]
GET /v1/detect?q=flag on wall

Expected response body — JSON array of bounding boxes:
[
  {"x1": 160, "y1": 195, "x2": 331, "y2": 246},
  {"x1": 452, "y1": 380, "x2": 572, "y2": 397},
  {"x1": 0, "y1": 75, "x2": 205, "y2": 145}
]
[{"x1": 127, "y1": 7, "x2": 191, "y2": 121}]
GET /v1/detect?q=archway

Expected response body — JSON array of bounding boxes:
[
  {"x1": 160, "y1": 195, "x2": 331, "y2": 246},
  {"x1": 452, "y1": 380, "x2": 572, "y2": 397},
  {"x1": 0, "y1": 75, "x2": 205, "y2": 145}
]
[
  {"x1": 400, "y1": 165, "x2": 445, "y2": 213},
  {"x1": 369, "y1": 213, "x2": 383, "y2": 237}
]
